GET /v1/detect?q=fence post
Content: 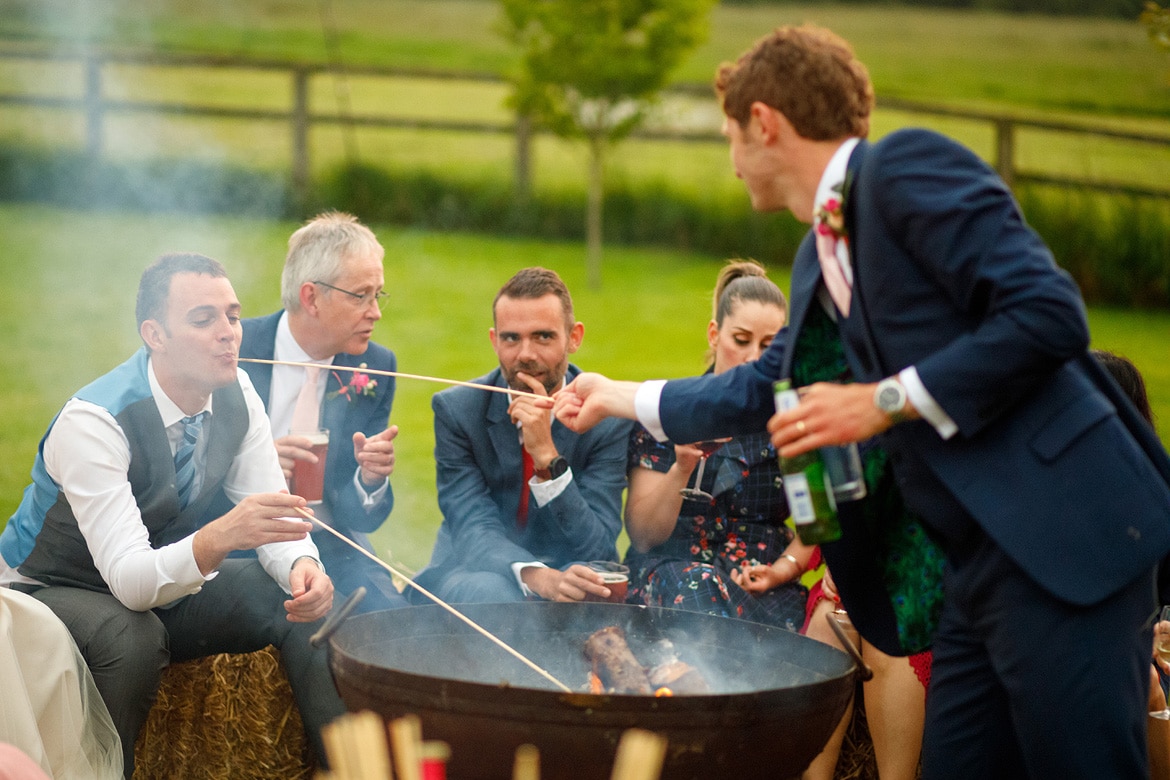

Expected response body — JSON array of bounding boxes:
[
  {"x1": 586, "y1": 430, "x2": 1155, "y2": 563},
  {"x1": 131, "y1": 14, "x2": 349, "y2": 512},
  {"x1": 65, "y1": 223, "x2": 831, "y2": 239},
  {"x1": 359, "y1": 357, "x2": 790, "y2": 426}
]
[
  {"x1": 995, "y1": 119, "x2": 1015, "y2": 189},
  {"x1": 291, "y1": 67, "x2": 310, "y2": 209},
  {"x1": 84, "y1": 55, "x2": 103, "y2": 157},
  {"x1": 514, "y1": 112, "x2": 532, "y2": 203}
]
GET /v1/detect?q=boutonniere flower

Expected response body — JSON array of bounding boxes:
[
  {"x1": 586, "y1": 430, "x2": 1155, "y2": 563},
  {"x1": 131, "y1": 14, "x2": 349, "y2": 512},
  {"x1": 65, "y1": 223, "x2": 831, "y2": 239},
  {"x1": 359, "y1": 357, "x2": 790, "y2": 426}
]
[
  {"x1": 328, "y1": 363, "x2": 378, "y2": 402},
  {"x1": 814, "y1": 182, "x2": 847, "y2": 241}
]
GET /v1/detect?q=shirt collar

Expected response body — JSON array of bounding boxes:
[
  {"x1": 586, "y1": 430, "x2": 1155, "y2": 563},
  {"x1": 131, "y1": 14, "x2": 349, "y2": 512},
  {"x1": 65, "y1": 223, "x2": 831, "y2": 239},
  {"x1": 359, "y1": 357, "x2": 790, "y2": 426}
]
[
  {"x1": 274, "y1": 311, "x2": 334, "y2": 366},
  {"x1": 815, "y1": 137, "x2": 861, "y2": 218},
  {"x1": 148, "y1": 357, "x2": 214, "y2": 428}
]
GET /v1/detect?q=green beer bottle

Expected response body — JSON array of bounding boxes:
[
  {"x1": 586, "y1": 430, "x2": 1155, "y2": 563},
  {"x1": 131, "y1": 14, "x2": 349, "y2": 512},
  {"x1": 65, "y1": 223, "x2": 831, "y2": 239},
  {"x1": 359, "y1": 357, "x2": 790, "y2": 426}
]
[{"x1": 773, "y1": 380, "x2": 842, "y2": 545}]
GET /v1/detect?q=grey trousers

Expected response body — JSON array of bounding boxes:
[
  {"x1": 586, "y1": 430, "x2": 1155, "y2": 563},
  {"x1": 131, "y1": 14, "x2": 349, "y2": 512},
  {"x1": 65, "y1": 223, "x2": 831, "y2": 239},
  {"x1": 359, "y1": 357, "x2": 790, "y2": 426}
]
[{"x1": 27, "y1": 559, "x2": 345, "y2": 778}]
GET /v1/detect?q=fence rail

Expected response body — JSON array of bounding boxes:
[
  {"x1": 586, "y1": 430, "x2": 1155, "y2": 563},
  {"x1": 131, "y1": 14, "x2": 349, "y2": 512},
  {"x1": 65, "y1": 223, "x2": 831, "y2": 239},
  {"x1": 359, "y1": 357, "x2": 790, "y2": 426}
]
[{"x1": 3, "y1": 46, "x2": 1169, "y2": 203}]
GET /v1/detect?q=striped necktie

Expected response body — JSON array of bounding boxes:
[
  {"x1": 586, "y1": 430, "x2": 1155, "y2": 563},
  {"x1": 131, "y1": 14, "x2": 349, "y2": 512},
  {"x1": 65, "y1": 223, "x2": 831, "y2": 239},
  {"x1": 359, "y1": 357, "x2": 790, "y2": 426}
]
[{"x1": 174, "y1": 412, "x2": 207, "y2": 508}]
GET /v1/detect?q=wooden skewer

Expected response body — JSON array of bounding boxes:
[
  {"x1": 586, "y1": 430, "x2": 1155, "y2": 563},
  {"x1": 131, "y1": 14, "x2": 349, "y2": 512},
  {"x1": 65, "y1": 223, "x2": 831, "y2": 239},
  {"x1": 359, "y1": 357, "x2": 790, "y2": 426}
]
[
  {"x1": 389, "y1": 715, "x2": 423, "y2": 780},
  {"x1": 512, "y1": 744, "x2": 541, "y2": 780},
  {"x1": 294, "y1": 506, "x2": 572, "y2": 693},
  {"x1": 239, "y1": 357, "x2": 548, "y2": 401},
  {"x1": 609, "y1": 729, "x2": 668, "y2": 780}
]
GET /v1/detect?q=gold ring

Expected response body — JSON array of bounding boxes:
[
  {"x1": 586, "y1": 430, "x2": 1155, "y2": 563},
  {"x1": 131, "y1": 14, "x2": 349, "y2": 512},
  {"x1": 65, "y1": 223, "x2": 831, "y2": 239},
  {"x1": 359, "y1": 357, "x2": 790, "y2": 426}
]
[{"x1": 796, "y1": 420, "x2": 807, "y2": 434}]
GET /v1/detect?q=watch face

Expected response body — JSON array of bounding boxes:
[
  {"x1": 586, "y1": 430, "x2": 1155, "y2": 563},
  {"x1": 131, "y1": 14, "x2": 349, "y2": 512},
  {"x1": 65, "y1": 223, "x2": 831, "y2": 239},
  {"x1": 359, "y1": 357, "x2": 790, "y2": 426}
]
[{"x1": 878, "y1": 385, "x2": 904, "y2": 411}]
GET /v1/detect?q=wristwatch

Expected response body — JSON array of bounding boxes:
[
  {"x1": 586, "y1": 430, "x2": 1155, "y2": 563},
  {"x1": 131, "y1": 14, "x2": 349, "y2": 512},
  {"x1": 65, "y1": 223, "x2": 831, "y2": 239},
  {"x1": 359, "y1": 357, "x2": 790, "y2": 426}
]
[
  {"x1": 546, "y1": 455, "x2": 569, "y2": 480},
  {"x1": 874, "y1": 377, "x2": 909, "y2": 423}
]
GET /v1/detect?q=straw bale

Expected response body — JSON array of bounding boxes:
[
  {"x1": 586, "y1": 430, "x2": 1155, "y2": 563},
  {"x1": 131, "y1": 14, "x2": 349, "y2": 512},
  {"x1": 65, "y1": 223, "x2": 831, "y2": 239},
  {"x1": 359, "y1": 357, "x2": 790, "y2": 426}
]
[{"x1": 134, "y1": 646, "x2": 314, "y2": 780}]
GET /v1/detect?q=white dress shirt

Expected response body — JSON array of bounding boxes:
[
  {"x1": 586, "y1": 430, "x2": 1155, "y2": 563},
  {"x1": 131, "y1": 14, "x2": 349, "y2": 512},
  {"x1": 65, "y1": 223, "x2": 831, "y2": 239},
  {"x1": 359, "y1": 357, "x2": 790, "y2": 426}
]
[{"x1": 0, "y1": 363, "x2": 320, "y2": 606}]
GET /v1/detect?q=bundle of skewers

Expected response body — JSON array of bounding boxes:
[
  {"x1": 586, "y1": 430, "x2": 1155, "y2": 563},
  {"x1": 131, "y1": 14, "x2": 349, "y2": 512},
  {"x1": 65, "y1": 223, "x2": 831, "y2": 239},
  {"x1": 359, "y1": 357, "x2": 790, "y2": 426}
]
[{"x1": 315, "y1": 711, "x2": 667, "y2": 780}]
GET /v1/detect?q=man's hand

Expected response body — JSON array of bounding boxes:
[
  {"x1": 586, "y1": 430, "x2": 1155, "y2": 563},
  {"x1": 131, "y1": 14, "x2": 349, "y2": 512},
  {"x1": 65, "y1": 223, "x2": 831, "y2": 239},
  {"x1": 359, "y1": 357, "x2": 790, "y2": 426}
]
[
  {"x1": 510, "y1": 372, "x2": 558, "y2": 470},
  {"x1": 274, "y1": 433, "x2": 323, "y2": 483},
  {"x1": 769, "y1": 382, "x2": 903, "y2": 458},
  {"x1": 193, "y1": 492, "x2": 312, "y2": 575},
  {"x1": 522, "y1": 563, "x2": 610, "y2": 602},
  {"x1": 354, "y1": 425, "x2": 398, "y2": 487},
  {"x1": 285, "y1": 557, "x2": 334, "y2": 622},
  {"x1": 553, "y1": 373, "x2": 639, "y2": 433}
]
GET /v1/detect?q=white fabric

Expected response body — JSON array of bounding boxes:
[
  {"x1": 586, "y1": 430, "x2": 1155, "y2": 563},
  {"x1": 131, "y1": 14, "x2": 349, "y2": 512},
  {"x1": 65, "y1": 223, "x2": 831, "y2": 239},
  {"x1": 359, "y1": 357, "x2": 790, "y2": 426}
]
[
  {"x1": 898, "y1": 366, "x2": 958, "y2": 439},
  {"x1": 634, "y1": 380, "x2": 669, "y2": 442},
  {"x1": 0, "y1": 589, "x2": 122, "y2": 780},
  {"x1": 0, "y1": 365, "x2": 321, "y2": 601}
]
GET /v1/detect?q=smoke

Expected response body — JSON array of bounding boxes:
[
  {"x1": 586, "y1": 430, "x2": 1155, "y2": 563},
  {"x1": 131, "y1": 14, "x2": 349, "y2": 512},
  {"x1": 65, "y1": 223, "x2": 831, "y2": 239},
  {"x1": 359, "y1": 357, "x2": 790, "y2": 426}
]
[{"x1": 2, "y1": 1, "x2": 289, "y2": 221}]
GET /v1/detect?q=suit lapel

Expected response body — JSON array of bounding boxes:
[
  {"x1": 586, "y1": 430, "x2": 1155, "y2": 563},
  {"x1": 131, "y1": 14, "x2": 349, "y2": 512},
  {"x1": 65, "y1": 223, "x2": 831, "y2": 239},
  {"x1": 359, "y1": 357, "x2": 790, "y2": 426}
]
[{"x1": 835, "y1": 140, "x2": 887, "y2": 381}]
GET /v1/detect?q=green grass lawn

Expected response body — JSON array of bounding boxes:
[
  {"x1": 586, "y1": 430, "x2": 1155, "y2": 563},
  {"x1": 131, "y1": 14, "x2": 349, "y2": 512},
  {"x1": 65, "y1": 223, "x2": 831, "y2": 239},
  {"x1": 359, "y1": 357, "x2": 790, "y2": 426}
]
[{"x1": 1, "y1": 202, "x2": 1168, "y2": 573}]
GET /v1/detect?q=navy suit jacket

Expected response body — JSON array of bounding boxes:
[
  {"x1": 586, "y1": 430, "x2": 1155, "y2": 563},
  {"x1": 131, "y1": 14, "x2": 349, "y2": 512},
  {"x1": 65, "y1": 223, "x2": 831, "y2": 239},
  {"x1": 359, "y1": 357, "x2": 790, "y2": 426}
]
[
  {"x1": 237, "y1": 311, "x2": 397, "y2": 548},
  {"x1": 414, "y1": 365, "x2": 631, "y2": 593},
  {"x1": 658, "y1": 129, "x2": 1170, "y2": 648}
]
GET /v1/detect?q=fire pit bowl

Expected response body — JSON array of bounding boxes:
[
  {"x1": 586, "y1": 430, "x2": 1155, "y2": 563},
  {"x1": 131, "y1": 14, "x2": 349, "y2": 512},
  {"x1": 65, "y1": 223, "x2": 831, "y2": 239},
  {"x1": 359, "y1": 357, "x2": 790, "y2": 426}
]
[{"x1": 328, "y1": 602, "x2": 858, "y2": 780}]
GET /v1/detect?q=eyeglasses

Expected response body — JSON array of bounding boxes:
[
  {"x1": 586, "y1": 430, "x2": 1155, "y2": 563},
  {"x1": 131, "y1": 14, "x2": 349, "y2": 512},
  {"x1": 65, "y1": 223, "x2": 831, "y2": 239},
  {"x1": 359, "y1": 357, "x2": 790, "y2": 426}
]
[{"x1": 313, "y1": 280, "x2": 389, "y2": 311}]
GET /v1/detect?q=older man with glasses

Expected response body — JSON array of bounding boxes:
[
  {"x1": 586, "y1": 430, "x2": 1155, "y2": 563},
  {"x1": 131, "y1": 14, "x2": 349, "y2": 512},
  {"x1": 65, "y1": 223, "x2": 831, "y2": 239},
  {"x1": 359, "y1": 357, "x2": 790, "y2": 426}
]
[{"x1": 207, "y1": 210, "x2": 409, "y2": 612}]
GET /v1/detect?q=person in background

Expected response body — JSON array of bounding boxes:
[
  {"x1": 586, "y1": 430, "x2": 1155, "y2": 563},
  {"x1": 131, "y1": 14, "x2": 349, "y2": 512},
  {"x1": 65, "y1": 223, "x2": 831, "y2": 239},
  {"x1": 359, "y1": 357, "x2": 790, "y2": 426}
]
[
  {"x1": 411, "y1": 267, "x2": 632, "y2": 604},
  {"x1": 1092, "y1": 349, "x2": 1169, "y2": 780},
  {"x1": 553, "y1": 25, "x2": 1170, "y2": 778},
  {"x1": 624, "y1": 260, "x2": 812, "y2": 630},
  {"x1": 0, "y1": 253, "x2": 343, "y2": 776},
  {"x1": 800, "y1": 563, "x2": 928, "y2": 780},
  {"x1": 230, "y1": 211, "x2": 408, "y2": 612}
]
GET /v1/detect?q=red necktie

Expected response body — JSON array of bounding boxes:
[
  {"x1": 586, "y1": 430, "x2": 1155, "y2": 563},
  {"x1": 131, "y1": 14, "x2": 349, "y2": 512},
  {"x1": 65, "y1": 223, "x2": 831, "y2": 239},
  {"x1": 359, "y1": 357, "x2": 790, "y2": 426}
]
[{"x1": 517, "y1": 449, "x2": 534, "y2": 530}]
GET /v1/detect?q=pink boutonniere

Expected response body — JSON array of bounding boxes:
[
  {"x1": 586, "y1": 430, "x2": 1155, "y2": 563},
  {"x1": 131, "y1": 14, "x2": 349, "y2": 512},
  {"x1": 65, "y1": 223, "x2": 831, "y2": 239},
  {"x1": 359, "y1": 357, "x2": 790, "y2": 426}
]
[
  {"x1": 814, "y1": 183, "x2": 848, "y2": 241},
  {"x1": 328, "y1": 363, "x2": 378, "y2": 402}
]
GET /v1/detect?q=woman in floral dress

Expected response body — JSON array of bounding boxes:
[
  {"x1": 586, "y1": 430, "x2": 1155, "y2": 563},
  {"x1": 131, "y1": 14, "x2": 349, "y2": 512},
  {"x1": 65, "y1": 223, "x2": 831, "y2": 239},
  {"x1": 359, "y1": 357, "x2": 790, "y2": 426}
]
[{"x1": 622, "y1": 261, "x2": 813, "y2": 631}]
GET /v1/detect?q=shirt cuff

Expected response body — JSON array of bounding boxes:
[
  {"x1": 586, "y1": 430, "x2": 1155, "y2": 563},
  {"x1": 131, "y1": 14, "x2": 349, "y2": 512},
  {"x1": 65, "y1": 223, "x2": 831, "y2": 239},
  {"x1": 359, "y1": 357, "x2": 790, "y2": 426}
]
[
  {"x1": 529, "y1": 467, "x2": 571, "y2": 507},
  {"x1": 352, "y1": 467, "x2": 389, "y2": 507},
  {"x1": 898, "y1": 366, "x2": 958, "y2": 440},
  {"x1": 635, "y1": 380, "x2": 669, "y2": 442},
  {"x1": 511, "y1": 561, "x2": 547, "y2": 597}
]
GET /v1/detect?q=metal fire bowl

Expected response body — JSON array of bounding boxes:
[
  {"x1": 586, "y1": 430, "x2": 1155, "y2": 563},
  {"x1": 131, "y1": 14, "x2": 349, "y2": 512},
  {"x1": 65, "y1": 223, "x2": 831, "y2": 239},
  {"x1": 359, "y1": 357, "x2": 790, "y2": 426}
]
[{"x1": 329, "y1": 601, "x2": 857, "y2": 780}]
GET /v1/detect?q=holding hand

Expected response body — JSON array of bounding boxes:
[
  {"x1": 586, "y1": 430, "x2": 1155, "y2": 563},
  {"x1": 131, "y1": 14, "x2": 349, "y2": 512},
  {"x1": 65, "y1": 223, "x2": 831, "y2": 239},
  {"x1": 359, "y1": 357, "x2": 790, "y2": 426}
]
[
  {"x1": 193, "y1": 492, "x2": 313, "y2": 575},
  {"x1": 553, "y1": 373, "x2": 640, "y2": 433},
  {"x1": 522, "y1": 563, "x2": 611, "y2": 602},
  {"x1": 274, "y1": 433, "x2": 323, "y2": 483}
]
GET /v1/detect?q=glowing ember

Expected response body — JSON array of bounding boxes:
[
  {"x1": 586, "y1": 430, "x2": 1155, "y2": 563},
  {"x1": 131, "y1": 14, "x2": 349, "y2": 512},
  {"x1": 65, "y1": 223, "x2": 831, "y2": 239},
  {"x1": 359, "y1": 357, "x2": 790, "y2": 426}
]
[{"x1": 654, "y1": 687, "x2": 674, "y2": 697}]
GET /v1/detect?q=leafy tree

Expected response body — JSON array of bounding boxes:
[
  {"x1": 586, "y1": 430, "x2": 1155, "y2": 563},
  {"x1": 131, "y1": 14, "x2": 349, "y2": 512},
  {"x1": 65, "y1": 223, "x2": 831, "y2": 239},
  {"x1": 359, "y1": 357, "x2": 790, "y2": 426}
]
[{"x1": 499, "y1": 0, "x2": 715, "y2": 287}]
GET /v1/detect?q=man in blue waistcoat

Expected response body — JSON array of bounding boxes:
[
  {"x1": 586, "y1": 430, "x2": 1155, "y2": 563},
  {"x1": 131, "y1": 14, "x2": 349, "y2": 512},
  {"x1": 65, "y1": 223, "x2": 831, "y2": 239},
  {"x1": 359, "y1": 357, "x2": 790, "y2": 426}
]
[{"x1": 0, "y1": 253, "x2": 344, "y2": 776}]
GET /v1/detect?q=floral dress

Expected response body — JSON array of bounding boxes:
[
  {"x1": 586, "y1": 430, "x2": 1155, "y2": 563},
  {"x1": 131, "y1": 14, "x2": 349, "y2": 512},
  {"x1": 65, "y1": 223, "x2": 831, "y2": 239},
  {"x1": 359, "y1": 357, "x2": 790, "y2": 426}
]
[{"x1": 623, "y1": 424, "x2": 808, "y2": 631}]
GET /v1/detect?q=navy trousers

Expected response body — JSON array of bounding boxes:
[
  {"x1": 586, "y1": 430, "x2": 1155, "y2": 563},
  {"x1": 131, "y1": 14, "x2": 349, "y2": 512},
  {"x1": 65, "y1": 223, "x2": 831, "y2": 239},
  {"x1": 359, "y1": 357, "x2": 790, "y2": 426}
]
[{"x1": 922, "y1": 528, "x2": 1153, "y2": 779}]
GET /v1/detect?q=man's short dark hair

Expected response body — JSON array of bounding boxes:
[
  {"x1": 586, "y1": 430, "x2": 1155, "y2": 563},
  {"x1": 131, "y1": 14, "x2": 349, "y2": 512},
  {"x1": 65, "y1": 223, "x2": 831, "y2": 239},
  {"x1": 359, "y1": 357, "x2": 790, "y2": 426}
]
[
  {"x1": 492, "y1": 267, "x2": 575, "y2": 333},
  {"x1": 136, "y1": 252, "x2": 228, "y2": 329}
]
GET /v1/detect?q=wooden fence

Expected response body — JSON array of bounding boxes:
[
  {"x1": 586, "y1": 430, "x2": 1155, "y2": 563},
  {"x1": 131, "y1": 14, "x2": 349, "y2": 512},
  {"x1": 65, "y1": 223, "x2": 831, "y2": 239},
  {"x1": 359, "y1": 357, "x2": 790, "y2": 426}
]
[{"x1": 3, "y1": 47, "x2": 1170, "y2": 204}]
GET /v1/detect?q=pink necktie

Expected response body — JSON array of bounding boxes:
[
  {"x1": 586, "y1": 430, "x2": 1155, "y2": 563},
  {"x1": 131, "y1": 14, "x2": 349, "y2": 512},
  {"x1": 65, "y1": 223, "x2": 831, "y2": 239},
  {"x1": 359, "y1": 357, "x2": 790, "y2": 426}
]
[
  {"x1": 290, "y1": 365, "x2": 322, "y2": 433},
  {"x1": 815, "y1": 222, "x2": 852, "y2": 317}
]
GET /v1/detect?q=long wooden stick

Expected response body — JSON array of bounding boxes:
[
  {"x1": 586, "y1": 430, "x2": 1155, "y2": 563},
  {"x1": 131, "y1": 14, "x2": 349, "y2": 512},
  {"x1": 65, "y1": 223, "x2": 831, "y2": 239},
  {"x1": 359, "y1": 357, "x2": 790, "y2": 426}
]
[
  {"x1": 239, "y1": 357, "x2": 547, "y2": 401},
  {"x1": 294, "y1": 507, "x2": 572, "y2": 693}
]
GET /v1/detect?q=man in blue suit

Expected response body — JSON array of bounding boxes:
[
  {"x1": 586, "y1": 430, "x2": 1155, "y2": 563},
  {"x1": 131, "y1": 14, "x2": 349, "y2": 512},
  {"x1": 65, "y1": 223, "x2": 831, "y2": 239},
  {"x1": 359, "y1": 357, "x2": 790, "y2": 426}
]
[
  {"x1": 411, "y1": 267, "x2": 631, "y2": 604},
  {"x1": 229, "y1": 211, "x2": 408, "y2": 612},
  {"x1": 555, "y1": 25, "x2": 1170, "y2": 779}
]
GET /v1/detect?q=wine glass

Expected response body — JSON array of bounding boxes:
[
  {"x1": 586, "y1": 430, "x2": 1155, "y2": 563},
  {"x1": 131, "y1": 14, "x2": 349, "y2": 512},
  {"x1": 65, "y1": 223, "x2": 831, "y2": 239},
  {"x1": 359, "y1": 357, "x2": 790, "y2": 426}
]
[
  {"x1": 1151, "y1": 606, "x2": 1170, "y2": 720},
  {"x1": 678, "y1": 440, "x2": 725, "y2": 501}
]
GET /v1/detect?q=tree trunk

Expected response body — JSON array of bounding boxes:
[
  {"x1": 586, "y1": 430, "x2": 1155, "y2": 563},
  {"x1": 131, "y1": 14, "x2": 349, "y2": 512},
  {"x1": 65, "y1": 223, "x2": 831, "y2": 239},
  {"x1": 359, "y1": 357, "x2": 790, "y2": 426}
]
[{"x1": 586, "y1": 135, "x2": 605, "y2": 289}]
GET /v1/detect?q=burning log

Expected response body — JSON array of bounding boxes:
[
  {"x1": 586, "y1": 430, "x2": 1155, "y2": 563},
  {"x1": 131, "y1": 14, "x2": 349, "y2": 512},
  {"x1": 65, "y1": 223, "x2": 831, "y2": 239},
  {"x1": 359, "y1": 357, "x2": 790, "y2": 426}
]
[
  {"x1": 583, "y1": 627, "x2": 710, "y2": 696},
  {"x1": 647, "y1": 660, "x2": 708, "y2": 695},
  {"x1": 583, "y1": 626, "x2": 652, "y2": 694}
]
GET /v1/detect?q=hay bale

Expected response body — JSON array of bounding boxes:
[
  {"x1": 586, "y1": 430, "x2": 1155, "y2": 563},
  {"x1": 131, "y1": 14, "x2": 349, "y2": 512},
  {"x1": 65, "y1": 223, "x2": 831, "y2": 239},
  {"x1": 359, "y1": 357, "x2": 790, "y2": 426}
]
[{"x1": 134, "y1": 646, "x2": 314, "y2": 780}]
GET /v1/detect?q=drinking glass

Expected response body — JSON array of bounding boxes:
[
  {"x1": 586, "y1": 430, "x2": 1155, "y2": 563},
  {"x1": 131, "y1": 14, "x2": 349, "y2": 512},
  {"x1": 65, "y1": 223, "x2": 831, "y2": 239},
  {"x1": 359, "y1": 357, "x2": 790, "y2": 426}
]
[
  {"x1": 1151, "y1": 606, "x2": 1170, "y2": 720},
  {"x1": 679, "y1": 441, "x2": 724, "y2": 501}
]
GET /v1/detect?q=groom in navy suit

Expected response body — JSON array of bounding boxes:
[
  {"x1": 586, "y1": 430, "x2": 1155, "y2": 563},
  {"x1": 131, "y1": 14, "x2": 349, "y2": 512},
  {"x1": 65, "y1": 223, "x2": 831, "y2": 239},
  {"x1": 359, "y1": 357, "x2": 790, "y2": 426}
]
[
  {"x1": 555, "y1": 25, "x2": 1170, "y2": 779},
  {"x1": 220, "y1": 211, "x2": 408, "y2": 611}
]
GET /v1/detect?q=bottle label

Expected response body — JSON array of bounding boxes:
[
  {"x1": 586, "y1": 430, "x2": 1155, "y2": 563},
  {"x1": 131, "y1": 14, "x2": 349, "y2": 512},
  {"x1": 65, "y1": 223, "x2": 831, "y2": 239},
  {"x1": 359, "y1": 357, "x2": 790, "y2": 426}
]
[{"x1": 782, "y1": 472, "x2": 818, "y2": 526}]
